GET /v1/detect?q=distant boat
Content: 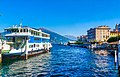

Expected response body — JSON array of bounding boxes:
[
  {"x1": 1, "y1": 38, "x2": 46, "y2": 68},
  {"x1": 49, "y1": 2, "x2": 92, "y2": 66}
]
[{"x1": 1, "y1": 24, "x2": 52, "y2": 61}]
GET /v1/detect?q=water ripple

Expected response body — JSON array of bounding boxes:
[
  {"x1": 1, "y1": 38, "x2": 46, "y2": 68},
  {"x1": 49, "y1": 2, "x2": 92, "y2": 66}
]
[{"x1": 0, "y1": 45, "x2": 118, "y2": 77}]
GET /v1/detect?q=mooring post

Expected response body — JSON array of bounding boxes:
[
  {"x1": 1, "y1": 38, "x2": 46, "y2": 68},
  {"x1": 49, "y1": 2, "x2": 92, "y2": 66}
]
[
  {"x1": 116, "y1": 24, "x2": 120, "y2": 75},
  {"x1": 118, "y1": 43, "x2": 120, "y2": 74},
  {"x1": 118, "y1": 49, "x2": 120, "y2": 74},
  {"x1": 117, "y1": 40, "x2": 120, "y2": 75},
  {"x1": 115, "y1": 50, "x2": 117, "y2": 66}
]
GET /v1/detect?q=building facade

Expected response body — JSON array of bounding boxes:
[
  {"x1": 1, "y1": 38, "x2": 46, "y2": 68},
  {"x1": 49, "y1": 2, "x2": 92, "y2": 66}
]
[
  {"x1": 114, "y1": 24, "x2": 120, "y2": 32},
  {"x1": 110, "y1": 31, "x2": 120, "y2": 37},
  {"x1": 77, "y1": 35, "x2": 88, "y2": 43},
  {"x1": 87, "y1": 26, "x2": 111, "y2": 42},
  {"x1": 110, "y1": 24, "x2": 120, "y2": 37},
  {"x1": 87, "y1": 28, "x2": 96, "y2": 42}
]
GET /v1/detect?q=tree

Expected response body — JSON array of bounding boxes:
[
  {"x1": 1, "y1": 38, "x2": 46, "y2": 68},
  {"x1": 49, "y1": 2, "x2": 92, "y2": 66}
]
[
  {"x1": 75, "y1": 41, "x2": 83, "y2": 44},
  {"x1": 107, "y1": 36, "x2": 120, "y2": 43}
]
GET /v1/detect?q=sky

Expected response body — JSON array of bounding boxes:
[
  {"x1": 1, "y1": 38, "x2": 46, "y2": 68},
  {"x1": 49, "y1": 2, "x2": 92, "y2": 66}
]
[{"x1": 0, "y1": 0, "x2": 120, "y2": 36}]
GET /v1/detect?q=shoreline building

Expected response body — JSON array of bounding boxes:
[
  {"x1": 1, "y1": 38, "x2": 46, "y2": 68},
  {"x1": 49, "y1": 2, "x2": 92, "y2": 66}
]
[
  {"x1": 110, "y1": 31, "x2": 120, "y2": 37},
  {"x1": 114, "y1": 24, "x2": 120, "y2": 32},
  {"x1": 110, "y1": 24, "x2": 120, "y2": 37},
  {"x1": 77, "y1": 35, "x2": 88, "y2": 43},
  {"x1": 87, "y1": 26, "x2": 111, "y2": 42}
]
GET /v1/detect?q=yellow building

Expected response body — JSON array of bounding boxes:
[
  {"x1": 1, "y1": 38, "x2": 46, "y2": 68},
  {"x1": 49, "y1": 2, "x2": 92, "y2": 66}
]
[{"x1": 110, "y1": 31, "x2": 120, "y2": 37}]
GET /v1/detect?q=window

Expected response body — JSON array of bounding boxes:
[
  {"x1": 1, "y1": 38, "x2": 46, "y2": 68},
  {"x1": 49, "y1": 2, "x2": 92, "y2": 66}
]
[
  {"x1": 36, "y1": 45, "x2": 39, "y2": 47},
  {"x1": 29, "y1": 30, "x2": 31, "y2": 32},
  {"x1": 34, "y1": 44, "x2": 35, "y2": 47},
  {"x1": 26, "y1": 29, "x2": 28, "y2": 32},
  {"x1": 31, "y1": 30, "x2": 33, "y2": 35},
  {"x1": 34, "y1": 37, "x2": 40, "y2": 40},
  {"x1": 16, "y1": 29, "x2": 19, "y2": 32},
  {"x1": 24, "y1": 29, "x2": 26, "y2": 32},
  {"x1": 34, "y1": 31, "x2": 35, "y2": 35},
  {"x1": 29, "y1": 45, "x2": 33, "y2": 48},
  {"x1": 20, "y1": 29, "x2": 22, "y2": 32},
  {"x1": 38, "y1": 32, "x2": 39, "y2": 36}
]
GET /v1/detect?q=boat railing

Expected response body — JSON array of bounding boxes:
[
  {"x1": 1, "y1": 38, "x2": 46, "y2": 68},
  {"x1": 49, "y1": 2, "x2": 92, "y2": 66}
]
[{"x1": 6, "y1": 42, "x2": 14, "y2": 44}]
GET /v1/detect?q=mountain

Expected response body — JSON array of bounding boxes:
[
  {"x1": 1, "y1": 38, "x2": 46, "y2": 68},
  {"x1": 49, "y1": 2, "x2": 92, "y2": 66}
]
[
  {"x1": 40, "y1": 28, "x2": 71, "y2": 44},
  {"x1": 64, "y1": 35, "x2": 77, "y2": 40}
]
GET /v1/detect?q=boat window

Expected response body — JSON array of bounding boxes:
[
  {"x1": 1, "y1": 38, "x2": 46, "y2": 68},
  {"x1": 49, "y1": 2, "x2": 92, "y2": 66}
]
[
  {"x1": 36, "y1": 32, "x2": 38, "y2": 36},
  {"x1": 16, "y1": 29, "x2": 19, "y2": 32},
  {"x1": 42, "y1": 34, "x2": 44, "y2": 37},
  {"x1": 6, "y1": 37, "x2": 12, "y2": 42},
  {"x1": 35, "y1": 32, "x2": 37, "y2": 35},
  {"x1": 37, "y1": 32, "x2": 39, "y2": 36},
  {"x1": 12, "y1": 29, "x2": 17, "y2": 32},
  {"x1": 10, "y1": 30, "x2": 12, "y2": 33},
  {"x1": 31, "y1": 45, "x2": 33, "y2": 48},
  {"x1": 31, "y1": 30, "x2": 33, "y2": 35},
  {"x1": 13, "y1": 37, "x2": 15, "y2": 42},
  {"x1": 29, "y1": 45, "x2": 32, "y2": 48},
  {"x1": 39, "y1": 33, "x2": 41, "y2": 36},
  {"x1": 6, "y1": 30, "x2": 8, "y2": 32},
  {"x1": 37, "y1": 45, "x2": 39, "y2": 47},
  {"x1": 20, "y1": 29, "x2": 22, "y2": 32},
  {"x1": 33, "y1": 31, "x2": 35, "y2": 35},
  {"x1": 6, "y1": 30, "x2": 11, "y2": 33},
  {"x1": 26, "y1": 29, "x2": 28, "y2": 32},
  {"x1": 24, "y1": 29, "x2": 26, "y2": 32},
  {"x1": 34, "y1": 37, "x2": 40, "y2": 40},
  {"x1": 42, "y1": 34, "x2": 49, "y2": 37}
]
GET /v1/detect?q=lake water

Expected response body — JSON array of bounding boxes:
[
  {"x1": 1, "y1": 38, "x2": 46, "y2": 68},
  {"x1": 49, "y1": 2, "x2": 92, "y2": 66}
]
[{"x1": 0, "y1": 44, "x2": 119, "y2": 77}]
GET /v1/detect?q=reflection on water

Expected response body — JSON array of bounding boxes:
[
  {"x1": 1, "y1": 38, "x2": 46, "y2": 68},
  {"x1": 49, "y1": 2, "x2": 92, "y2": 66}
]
[
  {"x1": 0, "y1": 53, "x2": 51, "y2": 77},
  {"x1": 0, "y1": 44, "x2": 119, "y2": 77},
  {"x1": 93, "y1": 50, "x2": 118, "y2": 77},
  {"x1": 94, "y1": 50, "x2": 110, "y2": 56}
]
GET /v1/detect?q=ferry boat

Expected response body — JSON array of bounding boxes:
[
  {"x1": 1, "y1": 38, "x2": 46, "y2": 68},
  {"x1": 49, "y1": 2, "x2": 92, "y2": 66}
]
[{"x1": 1, "y1": 24, "x2": 52, "y2": 60}]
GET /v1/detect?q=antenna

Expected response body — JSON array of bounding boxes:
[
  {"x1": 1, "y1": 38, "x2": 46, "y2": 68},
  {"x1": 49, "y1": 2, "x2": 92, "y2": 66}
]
[{"x1": 20, "y1": 19, "x2": 23, "y2": 27}]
